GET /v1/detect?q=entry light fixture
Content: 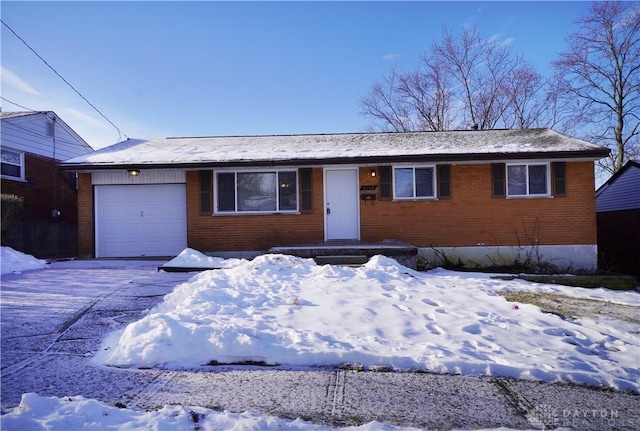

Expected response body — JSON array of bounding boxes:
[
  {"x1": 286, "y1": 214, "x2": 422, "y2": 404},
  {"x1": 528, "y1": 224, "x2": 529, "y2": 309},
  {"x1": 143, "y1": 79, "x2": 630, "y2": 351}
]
[
  {"x1": 128, "y1": 169, "x2": 140, "y2": 177},
  {"x1": 369, "y1": 169, "x2": 377, "y2": 178}
]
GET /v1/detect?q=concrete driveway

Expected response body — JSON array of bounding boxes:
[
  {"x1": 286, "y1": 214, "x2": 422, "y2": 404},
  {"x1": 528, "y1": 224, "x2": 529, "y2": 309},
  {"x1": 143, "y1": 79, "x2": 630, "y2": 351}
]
[{"x1": 1, "y1": 260, "x2": 638, "y2": 430}]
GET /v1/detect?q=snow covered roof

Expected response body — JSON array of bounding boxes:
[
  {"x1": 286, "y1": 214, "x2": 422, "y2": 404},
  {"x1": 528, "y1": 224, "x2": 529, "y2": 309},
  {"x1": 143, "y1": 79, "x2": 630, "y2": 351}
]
[
  {"x1": 61, "y1": 128, "x2": 609, "y2": 170},
  {"x1": 0, "y1": 111, "x2": 38, "y2": 119}
]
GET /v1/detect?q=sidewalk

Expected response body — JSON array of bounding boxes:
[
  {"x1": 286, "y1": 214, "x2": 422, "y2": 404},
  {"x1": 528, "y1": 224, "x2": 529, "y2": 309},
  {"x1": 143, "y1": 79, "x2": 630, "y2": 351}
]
[{"x1": 1, "y1": 261, "x2": 638, "y2": 430}]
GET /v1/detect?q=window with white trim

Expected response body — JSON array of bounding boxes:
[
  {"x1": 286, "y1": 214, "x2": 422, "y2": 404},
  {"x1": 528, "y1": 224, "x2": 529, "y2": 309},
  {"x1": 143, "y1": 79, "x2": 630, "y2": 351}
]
[
  {"x1": 393, "y1": 166, "x2": 436, "y2": 199},
  {"x1": 1, "y1": 149, "x2": 24, "y2": 180},
  {"x1": 215, "y1": 170, "x2": 298, "y2": 213},
  {"x1": 506, "y1": 163, "x2": 549, "y2": 197}
]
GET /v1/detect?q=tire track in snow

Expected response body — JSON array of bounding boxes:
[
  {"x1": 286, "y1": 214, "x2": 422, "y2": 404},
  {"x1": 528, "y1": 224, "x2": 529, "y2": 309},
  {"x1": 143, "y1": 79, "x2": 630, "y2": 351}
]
[
  {"x1": 1, "y1": 282, "x2": 131, "y2": 379},
  {"x1": 323, "y1": 370, "x2": 346, "y2": 421},
  {"x1": 494, "y1": 377, "x2": 555, "y2": 429},
  {"x1": 126, "y1": 371, "x2": 178, "y2": 409}
]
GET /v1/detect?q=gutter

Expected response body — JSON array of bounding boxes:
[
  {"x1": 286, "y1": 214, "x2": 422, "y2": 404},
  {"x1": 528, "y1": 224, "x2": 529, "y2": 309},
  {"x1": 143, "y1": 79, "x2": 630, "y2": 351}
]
[{"x1": 60, "y1": 149, "x2": 610, "y2": 172}]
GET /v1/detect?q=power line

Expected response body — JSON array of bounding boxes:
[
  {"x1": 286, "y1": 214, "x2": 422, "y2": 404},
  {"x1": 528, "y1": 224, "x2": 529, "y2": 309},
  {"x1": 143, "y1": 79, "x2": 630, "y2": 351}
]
[
  {"x1": 1, "y1": 19, "x2": 128, "y2": 141},
  {"x1": 0, "y1": 96, "x2": 36, "y2": 112}
]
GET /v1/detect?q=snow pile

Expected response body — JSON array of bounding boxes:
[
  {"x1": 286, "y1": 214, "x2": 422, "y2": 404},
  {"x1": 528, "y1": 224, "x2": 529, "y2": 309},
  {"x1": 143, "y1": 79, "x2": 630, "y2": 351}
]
[
  {"x1": 1, "y1": 393, "x2": 422, "y2": 431},
  {"x1": 161, "y1": 247, "x2": 246, "y2": 269},
  {"x1": 95, "y1": 254, "x2": 640, "y2": 392},
  {"x1": 0, "y1": 247, "x2": 47, "y2": 275}
]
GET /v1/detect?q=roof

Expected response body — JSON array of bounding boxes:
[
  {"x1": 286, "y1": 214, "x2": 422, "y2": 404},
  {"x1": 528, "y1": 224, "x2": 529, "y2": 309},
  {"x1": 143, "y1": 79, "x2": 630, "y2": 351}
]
[
  {"x1": 0, "y1": 111, "x2": 42, "y2": 120},
  {"x1": 1, "y1": 110, "x2": 94, "y2": 158},
  {"x1": 596, "y1": 160, "x2": 640, "y2": 212},
  {"x1": 61, "y1": 128, "x2": 609, "y2": 170}
]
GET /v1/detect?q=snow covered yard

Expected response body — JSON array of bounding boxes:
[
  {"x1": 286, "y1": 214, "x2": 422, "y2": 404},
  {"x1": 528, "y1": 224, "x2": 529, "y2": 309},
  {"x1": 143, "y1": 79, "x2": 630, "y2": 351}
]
[
  {"x1": 98, "y1": 251, "x2": 640, "y2": 392},
  {"x1": 2, "y1": 247, "x2": 639, "y2": 430}
]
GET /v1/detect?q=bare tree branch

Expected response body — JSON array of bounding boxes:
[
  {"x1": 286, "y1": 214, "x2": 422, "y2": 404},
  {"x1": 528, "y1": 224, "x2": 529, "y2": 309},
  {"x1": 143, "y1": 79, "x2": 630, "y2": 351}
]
[{"x1": 553, "y1": 1, "x2": 640, "y2": 173}]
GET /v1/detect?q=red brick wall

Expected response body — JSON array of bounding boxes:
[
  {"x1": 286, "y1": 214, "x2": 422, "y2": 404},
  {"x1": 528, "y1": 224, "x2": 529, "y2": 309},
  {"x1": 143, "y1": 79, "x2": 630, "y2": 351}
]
[
  {"x1": 186, "y1": 169, "x2": 325, "y2": 251},
  {"x1": 359, "y1": 162, "x2": 596, "y2": 247},
  {"x1": 77, "y1": 173, "x2": 94, "y2": 258},
  {"x1": 1, "y1": 153, "x2": 79, "y2": 223},
  {"x1": 76, "y1": 162, "x2": 597, "y2": 257}
]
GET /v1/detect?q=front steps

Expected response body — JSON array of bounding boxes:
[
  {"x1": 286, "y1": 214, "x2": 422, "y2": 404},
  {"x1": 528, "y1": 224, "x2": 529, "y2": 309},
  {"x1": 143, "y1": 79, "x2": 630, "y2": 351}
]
[{"x1": 269, "y1": 240, "x2": 418, "y2": 269}]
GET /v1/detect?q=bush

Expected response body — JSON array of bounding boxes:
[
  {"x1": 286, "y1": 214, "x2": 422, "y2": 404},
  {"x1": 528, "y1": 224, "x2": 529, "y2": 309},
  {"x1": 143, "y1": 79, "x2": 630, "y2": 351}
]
[{"x1": 1, "y1": 194, "x2": 24, "y2": 243}]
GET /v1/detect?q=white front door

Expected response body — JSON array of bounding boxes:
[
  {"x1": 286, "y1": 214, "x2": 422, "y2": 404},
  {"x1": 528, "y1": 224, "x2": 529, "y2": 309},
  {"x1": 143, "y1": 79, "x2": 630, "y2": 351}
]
[{"x1": 325, "y1": 168, "x2": 359, "y2": 240}]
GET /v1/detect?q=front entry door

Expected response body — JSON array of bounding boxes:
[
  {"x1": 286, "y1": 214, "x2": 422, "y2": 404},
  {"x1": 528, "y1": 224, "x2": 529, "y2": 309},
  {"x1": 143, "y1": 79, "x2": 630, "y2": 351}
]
[{"x1": 325, "y1": 168, "x2": 359, "y2": 240}]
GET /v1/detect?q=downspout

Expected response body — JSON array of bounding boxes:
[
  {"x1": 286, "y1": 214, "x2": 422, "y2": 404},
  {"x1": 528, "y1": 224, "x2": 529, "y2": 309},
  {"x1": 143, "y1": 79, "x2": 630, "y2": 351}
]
[{"x1": 50, "y1": 115, "x2": 60, "y2": 218}]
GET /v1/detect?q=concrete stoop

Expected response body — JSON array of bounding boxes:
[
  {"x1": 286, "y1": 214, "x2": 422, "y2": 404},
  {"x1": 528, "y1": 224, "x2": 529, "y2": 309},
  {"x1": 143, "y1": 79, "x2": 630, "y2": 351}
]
[{"x1": 269, "y1": 240, "x2": 418, "y2": 269}]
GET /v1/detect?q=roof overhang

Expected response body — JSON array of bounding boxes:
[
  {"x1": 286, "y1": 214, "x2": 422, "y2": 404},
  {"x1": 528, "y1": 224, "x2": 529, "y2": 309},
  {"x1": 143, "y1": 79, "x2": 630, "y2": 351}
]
[{"x1": 61, "y1": 150, "x2": 610, "y2": 172}]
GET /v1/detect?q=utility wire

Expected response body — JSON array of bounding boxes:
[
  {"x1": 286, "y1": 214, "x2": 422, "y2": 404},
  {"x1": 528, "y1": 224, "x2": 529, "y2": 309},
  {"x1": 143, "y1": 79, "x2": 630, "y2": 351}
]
[
  {"x1": 1, "y1": 19, "x2": 128, "y2": 141},
  {"x1": 0, "y1": 96, "x2": 36, "y2": 112}
]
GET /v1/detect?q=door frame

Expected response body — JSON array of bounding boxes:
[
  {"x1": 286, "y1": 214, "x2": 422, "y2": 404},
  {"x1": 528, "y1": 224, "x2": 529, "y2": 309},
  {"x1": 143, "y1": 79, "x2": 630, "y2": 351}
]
[{"x1": 323, "y1": 167, "x2": 360, "y2": 241}]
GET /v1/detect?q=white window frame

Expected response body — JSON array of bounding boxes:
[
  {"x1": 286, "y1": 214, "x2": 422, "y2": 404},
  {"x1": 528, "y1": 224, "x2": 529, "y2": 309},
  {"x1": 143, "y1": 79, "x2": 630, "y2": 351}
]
[
  {"x1": 506, "y1": 162, "x2": 551, "y2": 197},
  {"x1": 392, "y1": 165, "x2": 437, "y2": 200},
  {"x1": 214, "y1": 169, "x2": 299, "y2": 214},
  {"x1": 1, "y1": 148, "x2": 25, "y2": 181}
]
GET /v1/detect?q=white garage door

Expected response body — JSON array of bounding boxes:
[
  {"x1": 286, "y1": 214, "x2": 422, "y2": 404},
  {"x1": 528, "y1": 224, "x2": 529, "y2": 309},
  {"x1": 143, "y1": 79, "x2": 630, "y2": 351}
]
[{"x1": 95, "y1": 184, "x2": 187, "y2": 258}]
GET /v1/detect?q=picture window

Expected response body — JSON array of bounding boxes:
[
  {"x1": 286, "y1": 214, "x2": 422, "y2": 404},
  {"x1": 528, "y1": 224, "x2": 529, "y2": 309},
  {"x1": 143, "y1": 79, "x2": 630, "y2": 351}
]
[{"x1": 216, "y1": 170, "x2": 298, "y2": 213}]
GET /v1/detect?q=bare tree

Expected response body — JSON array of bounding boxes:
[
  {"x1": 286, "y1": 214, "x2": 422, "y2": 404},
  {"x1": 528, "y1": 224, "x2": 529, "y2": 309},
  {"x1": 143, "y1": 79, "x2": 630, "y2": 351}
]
[
  {"x1": 395, "y1": 57, "x2": 456, "y2": 131},
  {"x1": 359, "y1": 68, "x2": 414, "y2": 132},
  {"x1": 429, "y1": 26, "x2": 533, "y2": 130},
  {"x1": 501, "y1": 64, "x2": 549, "y2": 129},
  {"x1": 361, "y1": 25, "x2": 546, "y2": 132},
  {"x1": 359, "y1": 60, "x2": 455, "y2": 132},
  {"x1": 553, "y1": 1, "x2": 640, "y2": 174}
]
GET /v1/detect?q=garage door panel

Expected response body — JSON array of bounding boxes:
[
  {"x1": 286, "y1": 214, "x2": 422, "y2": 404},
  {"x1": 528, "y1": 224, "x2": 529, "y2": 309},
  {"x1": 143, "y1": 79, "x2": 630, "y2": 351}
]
[{"x1": 96, "y1": 184, "x2": 187, "y2": 258}]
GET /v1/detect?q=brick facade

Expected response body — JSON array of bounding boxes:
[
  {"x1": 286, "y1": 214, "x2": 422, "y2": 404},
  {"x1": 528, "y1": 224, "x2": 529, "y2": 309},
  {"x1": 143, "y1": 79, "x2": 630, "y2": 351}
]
[
  {"x1": 359, "y1": 162, "x2": 596, "y2": 248},
  {"x1": 77, "y1": 173, "x2": 95, "y2": 258},
  {"x1": 77, "y1": 161, "x2": 597, "y2": 257},
  {"x1": 185, "y1": 161, "x2": 596, "y2": 252},
  {"x1": 186, "y1": 169, "x2": 325, "y2": 251},
  {"x1": 1, "y1": 153, "x2": 79, "y2": 223}
]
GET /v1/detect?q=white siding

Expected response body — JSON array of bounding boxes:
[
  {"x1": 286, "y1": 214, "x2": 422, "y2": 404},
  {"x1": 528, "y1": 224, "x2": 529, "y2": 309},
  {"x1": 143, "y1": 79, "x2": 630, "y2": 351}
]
[
  {"x1": 92, "y1": 170, "x2": 186, "y2": 185},
  {"x1": 596, "y1": 164, "x2": 640, "y2": 212},
  {"x1": 1, "y1": 112, "x2": 93, "y2": 160}
]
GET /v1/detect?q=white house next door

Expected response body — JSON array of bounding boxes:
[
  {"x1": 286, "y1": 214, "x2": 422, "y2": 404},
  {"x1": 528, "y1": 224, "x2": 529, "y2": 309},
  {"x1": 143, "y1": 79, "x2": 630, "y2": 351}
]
[{"x1": 325, "y1": 168, "x2": 359, "y2": 240}]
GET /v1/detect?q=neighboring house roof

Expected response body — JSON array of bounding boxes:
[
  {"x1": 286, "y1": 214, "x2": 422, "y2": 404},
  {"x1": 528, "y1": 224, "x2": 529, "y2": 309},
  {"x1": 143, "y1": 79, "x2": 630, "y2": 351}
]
[
  {"x1": 596, "y1": 160, "x2": 640, "y2": 212},
  {"x1": 0, "y1": 111, "x2": 37, "y2": 120},
  {"x1": 1, "y1": 111, "x2": 94, "y2": 160},
  {"x1": 61, "y1": 128, "x2": 609, "y2": 170}
]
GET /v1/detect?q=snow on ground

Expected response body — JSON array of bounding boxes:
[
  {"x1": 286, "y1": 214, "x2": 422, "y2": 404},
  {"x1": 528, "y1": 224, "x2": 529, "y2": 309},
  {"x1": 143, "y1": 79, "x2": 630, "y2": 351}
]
[
  {"x1": 0, "y1": 247, "x2": 47, "y2": 275},
  {"x1": 161, "y1": 247, "x2": 247, "y2": 269},
  {"x1": 1, "y1": 248, "x2": 636, "y2": 430},
  {"x1": 2, "y1": 393, "x2": 428, "y2": 431},
  {"x1": 95, "y1": 253, "x2": 640, "y2": 393}
]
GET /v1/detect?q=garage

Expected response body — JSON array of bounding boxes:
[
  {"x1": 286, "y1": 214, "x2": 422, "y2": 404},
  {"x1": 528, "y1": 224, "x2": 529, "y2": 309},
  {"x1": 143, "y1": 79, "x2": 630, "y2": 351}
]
[{"x1": 95, "y1": 184, "x2": 187, "y2": 258}]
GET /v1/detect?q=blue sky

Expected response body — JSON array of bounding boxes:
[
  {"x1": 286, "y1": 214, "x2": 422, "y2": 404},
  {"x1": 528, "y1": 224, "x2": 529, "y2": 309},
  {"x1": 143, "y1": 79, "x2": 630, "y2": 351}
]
[{"x1": 1, "y1": 1, "x2": 593, "y2": 150}]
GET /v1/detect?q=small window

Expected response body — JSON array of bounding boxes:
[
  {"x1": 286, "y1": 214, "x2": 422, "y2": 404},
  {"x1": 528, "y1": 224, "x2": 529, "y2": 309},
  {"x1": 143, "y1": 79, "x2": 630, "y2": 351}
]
[
  {"x1": 217, "y1": 173, "x2": 236, "y2": 212},
  {"x1": 1, "y1": 149, "x2": 24, "y2": 180},
  {"x1": 216, "y1": 170, "x2": 298, "y2": 213},
  {"x1": 393, "y1": 166, "x2": 435, "y2": 199},
  {"x1": 506, "y1": 163, "x2": 550, "y2": 197},
  {"x1": 46, "y1": 122, "x2": 55, "y2": 137}
]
